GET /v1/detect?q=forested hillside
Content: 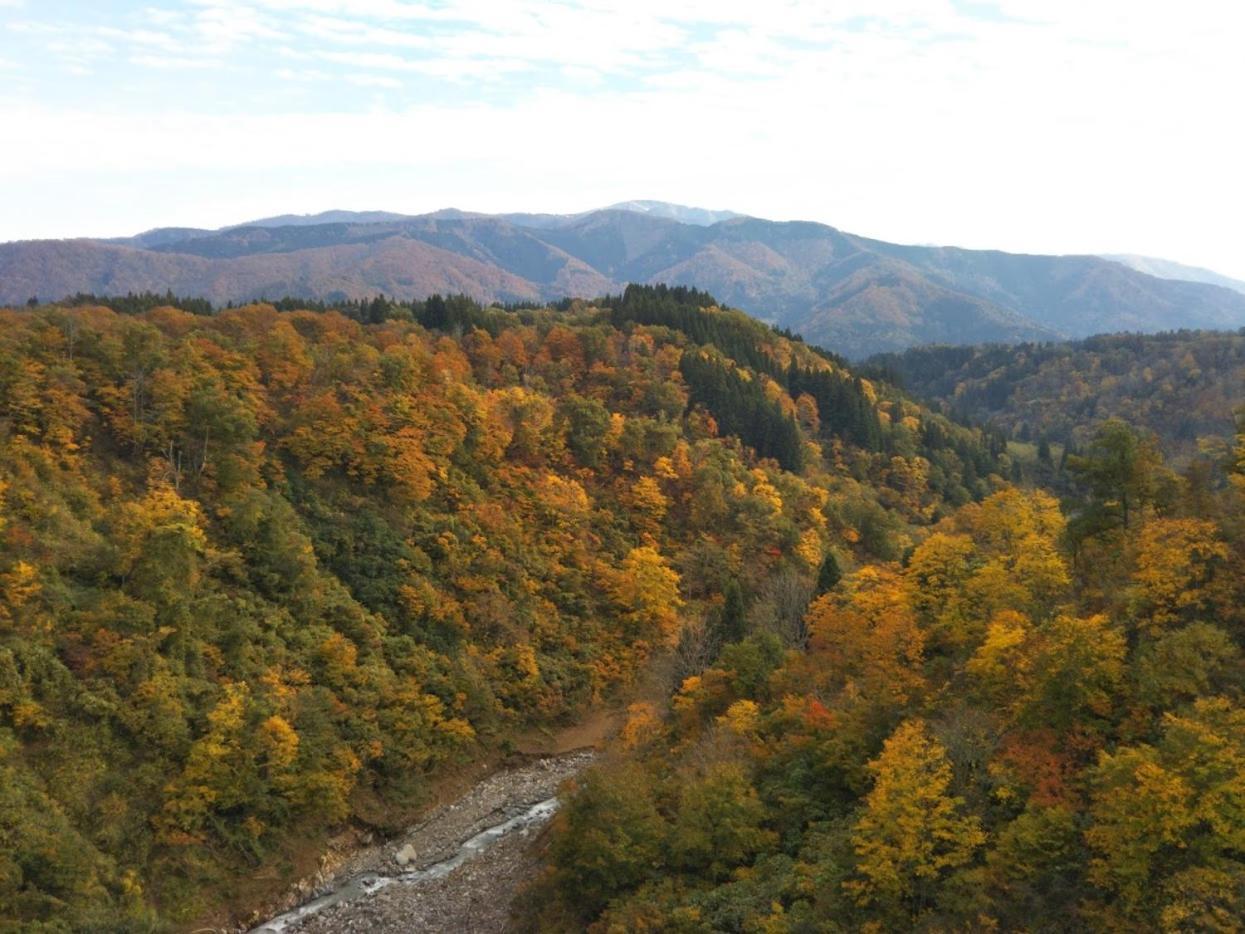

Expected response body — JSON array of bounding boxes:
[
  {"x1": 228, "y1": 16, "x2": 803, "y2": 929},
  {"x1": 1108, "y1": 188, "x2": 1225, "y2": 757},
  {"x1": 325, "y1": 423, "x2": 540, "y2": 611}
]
[
  {"x1": 0, "y1": 286, "x2": 1004, "y2": 929},
  {"x1": 868, "y1": 330, "x2": 1245, "y2": 459},
  {"x1": 9, "y1": 207, "x2": 1245, "y2": 356},
  {"x1": 523, "y1": 413, "x2": 1245, "y2": 931}
]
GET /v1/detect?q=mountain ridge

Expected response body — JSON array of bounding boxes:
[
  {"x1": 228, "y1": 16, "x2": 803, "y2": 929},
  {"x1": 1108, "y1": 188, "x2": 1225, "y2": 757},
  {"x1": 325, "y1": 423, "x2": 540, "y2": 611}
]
[
  {"x1": 6, "y1": 204, "x2": 1245, "y2": 356},
  {"x1": 1102, "y1": 253, "x2": 1245, "y2": 295}
]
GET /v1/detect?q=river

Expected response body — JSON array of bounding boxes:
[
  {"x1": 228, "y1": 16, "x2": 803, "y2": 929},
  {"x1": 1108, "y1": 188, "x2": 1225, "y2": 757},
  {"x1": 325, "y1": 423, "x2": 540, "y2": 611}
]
[{"x1": 243, "y1": 751, "x2": 594, "y2": 933}]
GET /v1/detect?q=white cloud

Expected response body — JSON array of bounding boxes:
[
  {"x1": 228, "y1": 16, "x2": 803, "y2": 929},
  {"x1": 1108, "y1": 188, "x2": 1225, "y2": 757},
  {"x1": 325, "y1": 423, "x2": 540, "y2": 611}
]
[
  {"x1": 296, "y1": 15, "x2": 432, "y2": 48},
  {"x1": 142, "y1": 6, "x2": 187, "y2": 26},
  {"x1": 190, "y1": 0, "x2": 287, "y2": 51},
  {"x1": 275, "y1": 65, "x2": 330, "y2": 81},
  {"x1": 344, "y1": 72, "x2": 402, "y2": 88},
  {"x1": 97, "y1": 26, "x2": 184, "y2": 50},
  {"x1": 1, "y1": 0, "x2": 1243, "y2": 278},
  {"x1": 316, "y1": 50, "x2": 424, "y2": 70},
  {"x1": 315, "y1": 48, "x2": 531, "y2": 80},
  {"x1": 129, "y1": 53, "x2": 224, "y2": 69}
]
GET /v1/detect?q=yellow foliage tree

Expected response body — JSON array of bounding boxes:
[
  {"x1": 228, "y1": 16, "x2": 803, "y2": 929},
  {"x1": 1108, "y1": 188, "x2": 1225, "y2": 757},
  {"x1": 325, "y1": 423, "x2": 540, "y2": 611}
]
[
  {"x1": 907, "y1": 489, "x2": 1072, "y2": 656},
  {"x1": 158, "y1": 683, "x2": 250, "y2": 843},
  {"x1": 847, "y1": 719, "x2": 985, "y2": 918},
  {"x1": 1086, "y1": 698, "x2": 1245, "y2": 924},
  {"x1": 1129, "y1": 517, "x2": 1228, "y2": 631},
  {"x1": 619, "y1": 702, "x2": 660, "y2": 749},
  {"x1": 629, "y1": 475, "x2": 669, "y2": 536},
  {"x1": 609, "y1": 546, "x2": 684, "y2": 647},
  {"x1": 807, "y1": 564, "x2": 925, "y2": 706},
  {"x1": 906, "y1": 531, "x2": 976, "y2": 650},
  {"x1": 718, "y1": 699, "x2": 761, "y2": 737}
]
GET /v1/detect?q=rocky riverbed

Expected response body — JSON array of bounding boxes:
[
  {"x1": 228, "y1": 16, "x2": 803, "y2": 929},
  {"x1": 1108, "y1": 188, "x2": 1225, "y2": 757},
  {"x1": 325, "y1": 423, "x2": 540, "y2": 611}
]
[{"x1": 246, "y1": 750, "x2": 595, "y2": 933}]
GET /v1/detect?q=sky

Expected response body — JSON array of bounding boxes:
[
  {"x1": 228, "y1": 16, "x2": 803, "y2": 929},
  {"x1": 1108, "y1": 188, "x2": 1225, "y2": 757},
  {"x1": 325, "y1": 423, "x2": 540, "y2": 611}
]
[{"x1": 1, "y1": 0, "x2": 1243, "y2": 277}]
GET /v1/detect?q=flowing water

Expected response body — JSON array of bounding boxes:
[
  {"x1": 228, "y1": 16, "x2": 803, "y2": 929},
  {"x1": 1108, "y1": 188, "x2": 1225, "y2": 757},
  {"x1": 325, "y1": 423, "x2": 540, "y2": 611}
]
[{"x1": 249, "y1": 796, "x2": 561, "y2": 933}]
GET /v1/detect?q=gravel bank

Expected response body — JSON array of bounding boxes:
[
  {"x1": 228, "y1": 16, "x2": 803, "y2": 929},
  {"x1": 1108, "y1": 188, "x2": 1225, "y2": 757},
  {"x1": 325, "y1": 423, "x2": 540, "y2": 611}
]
[{"x1": 248, "y1": 750, "x2": 594, "y2": 933}]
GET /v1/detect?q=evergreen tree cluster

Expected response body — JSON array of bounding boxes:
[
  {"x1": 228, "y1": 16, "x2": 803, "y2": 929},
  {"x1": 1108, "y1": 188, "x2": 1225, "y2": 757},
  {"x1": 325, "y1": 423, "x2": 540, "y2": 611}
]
[
  {"x1": 679, "y1": 351, "x2": 804, "y2": 471},
  {"x1": 606, "y1": 284, "x2": 778, "y2": 375},
  {"x1": 604, "y1": 284, "x2": 1007, "y2": 493},
  {"x1": 786, "y1": 364, "x2": 883, "y2": 450},
  {"x1": 61, "y1": 290, "x2": 214, "y2": 317},
  {"x1": 264, "y1": 292, "x2": 515, "y2": 333}
]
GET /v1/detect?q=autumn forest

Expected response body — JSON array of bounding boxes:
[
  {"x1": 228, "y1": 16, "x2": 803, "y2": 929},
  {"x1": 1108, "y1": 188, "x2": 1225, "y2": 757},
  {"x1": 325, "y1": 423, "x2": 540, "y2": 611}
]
[{"x1": 1, "y1": 285, "x2": 1242, "y2": 932}]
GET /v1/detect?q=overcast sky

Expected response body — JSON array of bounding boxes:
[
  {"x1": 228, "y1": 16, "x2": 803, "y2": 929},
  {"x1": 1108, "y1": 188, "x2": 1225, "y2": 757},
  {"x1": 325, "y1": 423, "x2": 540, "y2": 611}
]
[{"x1": 2, "y1": 0, "x2": 1242, "y2": 277}]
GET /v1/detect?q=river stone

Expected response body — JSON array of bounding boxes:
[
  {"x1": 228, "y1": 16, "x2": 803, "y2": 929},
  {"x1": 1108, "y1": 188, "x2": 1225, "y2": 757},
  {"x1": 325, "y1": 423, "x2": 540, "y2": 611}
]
[{"x1": 394, "y1": 844, "x2": 418, "y2": 867}]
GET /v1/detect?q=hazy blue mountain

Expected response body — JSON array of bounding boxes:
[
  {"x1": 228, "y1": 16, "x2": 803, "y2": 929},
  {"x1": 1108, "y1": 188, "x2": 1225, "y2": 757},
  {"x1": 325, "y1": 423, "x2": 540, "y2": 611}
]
[
  {"x1": 863, "y1": 240, "x2": 1245, "y2": 336},
  {"x1": 601, "y1": 200, "x2": 745, "y2": 225},
  {"x1": 233, "y1": 209, "x2": 418, "y2": 228},
  {"x1": 6, "y1": 207, "x2": 1245, "y2": 356},
  {"x1": 496, "y1": 200, "x2": 743, "y2": 230},
  {"x1": 1102, "y1": 254, "x2": 1245, "y2": 295}
]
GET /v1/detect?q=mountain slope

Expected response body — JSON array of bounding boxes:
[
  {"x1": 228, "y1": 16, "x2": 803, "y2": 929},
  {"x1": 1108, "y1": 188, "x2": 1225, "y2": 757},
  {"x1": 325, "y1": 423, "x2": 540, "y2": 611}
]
[
  {"x1": 1103, "y1": 253, "x2": 1245, "y2": 295},
  {"x1": 6, "y1": 208, "x2": 1245, "y2": 356},
  {"x1": 0, "y1": 286, "x2": 1008, "y2": 928},
  {"x1": 866, "y1": 240, "x2": 1245, "y2": 335},
  {"x1": 867, "y1": 329, "x2": 1245, "y2": 459},
  {"x1": 0, "y1": 235, "x2": 546, "y2": 306},
  {"x1": 236, "y1": 208, "x2": 416, "y2": 228},
  {"x1": 800, "y1": 260, "x2": 1056, "y2": 352}
]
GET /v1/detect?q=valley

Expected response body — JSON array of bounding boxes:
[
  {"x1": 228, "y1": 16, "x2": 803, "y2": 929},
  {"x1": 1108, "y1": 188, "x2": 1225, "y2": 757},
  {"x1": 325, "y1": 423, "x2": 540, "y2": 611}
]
[
  {"x1": 7, "y1": 3, "x2": 1242, "y2": 931},
  {"x1": 0, "y1": 284, "x2": 1240, "y2": 932},
  {"x1": 249, "y1": 750, "x2": 593, "y2": 934}
]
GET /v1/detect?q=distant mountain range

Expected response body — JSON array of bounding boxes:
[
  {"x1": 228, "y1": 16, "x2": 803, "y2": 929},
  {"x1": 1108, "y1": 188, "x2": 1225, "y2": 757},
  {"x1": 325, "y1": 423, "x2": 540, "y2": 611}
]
[
  {"x1": 4, "y1": 202, "x2": 1244, "y2": 356},
  {"x1": 1101, "y1": 254, "x2": 1245, "y2": 296}
]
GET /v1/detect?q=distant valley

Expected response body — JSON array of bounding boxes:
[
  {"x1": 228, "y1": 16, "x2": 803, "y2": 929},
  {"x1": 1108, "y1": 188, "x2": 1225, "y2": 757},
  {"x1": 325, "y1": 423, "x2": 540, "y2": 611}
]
[{"x1": 4, "y1": 202, "x2": 1245, "y2": 356}]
